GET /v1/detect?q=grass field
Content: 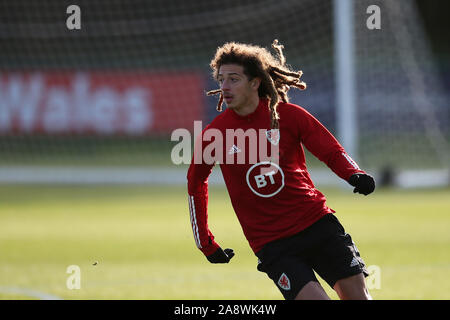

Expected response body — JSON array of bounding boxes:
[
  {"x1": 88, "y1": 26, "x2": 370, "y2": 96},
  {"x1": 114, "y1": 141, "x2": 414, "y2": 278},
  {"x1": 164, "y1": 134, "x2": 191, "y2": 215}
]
[{"x1": 0, "y1": 184, "x2": 449, "y2": 300}]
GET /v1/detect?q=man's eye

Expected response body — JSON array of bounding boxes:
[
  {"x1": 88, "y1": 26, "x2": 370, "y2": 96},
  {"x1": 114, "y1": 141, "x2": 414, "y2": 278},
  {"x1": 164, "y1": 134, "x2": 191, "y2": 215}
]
[{"x1": 231, "y1": 78, "x2": 238, "y2": 82}]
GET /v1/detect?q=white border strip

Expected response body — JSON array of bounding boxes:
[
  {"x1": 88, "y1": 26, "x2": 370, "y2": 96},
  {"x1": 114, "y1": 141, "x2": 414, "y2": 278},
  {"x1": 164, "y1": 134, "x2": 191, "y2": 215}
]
[
  {"x1": 0, "y1": 166, "x2": 447, "y2": 188},
  {"x1": 188, "y1": 195, "x2": 202, "y2": 249}
]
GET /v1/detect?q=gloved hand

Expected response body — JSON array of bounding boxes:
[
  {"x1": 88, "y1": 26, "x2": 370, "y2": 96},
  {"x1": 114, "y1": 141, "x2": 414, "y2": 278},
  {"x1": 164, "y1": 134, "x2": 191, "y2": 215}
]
[
  {"x1": 206, "y1": 248, "x2": 235, "y2": 263},
  {"x1": 348, "y1": 173, "x2": 375, "y2": 196}
]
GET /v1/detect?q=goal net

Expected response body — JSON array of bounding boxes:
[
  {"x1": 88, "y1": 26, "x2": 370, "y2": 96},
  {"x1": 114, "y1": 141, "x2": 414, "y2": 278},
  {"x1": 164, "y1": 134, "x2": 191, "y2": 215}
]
[
  {"x1": 0, "y1": 0, "x2": 448, "y2": 186},
  {"x1": 352, "y1": 0, "x2": 449, "y2": 187}
]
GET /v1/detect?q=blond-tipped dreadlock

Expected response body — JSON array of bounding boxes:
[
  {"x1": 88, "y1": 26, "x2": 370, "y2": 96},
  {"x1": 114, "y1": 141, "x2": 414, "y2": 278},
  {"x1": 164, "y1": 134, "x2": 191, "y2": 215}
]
[{"x1": 207, "y1": 39, "x2": 306, "y2": 129}]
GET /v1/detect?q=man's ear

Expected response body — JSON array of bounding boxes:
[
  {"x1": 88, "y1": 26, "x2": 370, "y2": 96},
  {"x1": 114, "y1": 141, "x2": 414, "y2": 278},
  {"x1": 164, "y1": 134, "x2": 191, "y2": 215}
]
[{"x1": 251, "y1": 77, "x2": 261, "y2": 90}]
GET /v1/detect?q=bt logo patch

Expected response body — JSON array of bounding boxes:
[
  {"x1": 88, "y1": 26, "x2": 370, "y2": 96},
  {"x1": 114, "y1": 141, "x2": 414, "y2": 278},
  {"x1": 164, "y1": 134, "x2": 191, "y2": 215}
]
[{"x1": 246, "y1": 161, "x2": 285, "y2": 198}]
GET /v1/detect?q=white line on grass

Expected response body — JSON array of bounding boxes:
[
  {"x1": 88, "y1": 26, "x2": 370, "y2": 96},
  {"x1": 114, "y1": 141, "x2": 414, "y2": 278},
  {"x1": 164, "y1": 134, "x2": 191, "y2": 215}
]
[{"x1": 0, "y1": 286, "x2": 63, "y2": 300}]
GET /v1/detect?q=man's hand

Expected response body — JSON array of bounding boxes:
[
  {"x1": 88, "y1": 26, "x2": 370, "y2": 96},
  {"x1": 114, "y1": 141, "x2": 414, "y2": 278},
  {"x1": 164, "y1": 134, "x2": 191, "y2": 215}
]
[
  {"x1": 206, "y1": 248, "x2": 235, "y2": 264},
  {"x1": 348, "y1": 173, "x2": 375, "y2": 196}
]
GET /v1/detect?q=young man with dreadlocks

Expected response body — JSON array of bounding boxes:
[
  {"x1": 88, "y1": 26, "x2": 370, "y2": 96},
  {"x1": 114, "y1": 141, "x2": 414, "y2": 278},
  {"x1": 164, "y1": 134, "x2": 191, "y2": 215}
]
[{"x1": 187, "y1": 40, "x2": 375, "y2": 300}]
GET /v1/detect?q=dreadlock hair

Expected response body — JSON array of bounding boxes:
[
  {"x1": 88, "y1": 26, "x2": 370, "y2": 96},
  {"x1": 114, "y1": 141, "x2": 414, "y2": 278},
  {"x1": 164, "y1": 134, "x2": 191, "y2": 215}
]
[{"x1": 207, "y1": 39, "x2": 306, "y2": 129}]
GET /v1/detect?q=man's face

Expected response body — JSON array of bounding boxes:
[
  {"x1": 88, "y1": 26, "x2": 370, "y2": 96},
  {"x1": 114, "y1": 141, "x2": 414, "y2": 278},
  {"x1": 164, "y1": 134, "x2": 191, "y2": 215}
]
[{"x1": 217, "y1": 64, "x2": 259, "y2": 112}]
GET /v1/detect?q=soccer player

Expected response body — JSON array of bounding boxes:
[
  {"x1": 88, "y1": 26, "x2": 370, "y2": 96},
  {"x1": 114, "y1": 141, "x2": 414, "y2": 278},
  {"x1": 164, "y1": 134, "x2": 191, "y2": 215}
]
[{"x1": 187, "y1": 40, "x2": 375, "y2": 300}]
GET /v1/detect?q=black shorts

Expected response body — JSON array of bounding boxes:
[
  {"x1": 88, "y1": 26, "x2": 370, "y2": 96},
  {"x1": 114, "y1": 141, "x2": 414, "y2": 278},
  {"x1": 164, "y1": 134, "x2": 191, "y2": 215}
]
[{"x1": 255, "y1": 213, "x2": 369, "y2": 300}]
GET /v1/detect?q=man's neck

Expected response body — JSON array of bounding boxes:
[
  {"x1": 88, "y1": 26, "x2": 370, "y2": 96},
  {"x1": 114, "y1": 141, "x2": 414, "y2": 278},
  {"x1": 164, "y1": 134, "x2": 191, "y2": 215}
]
[{"x1": 232, "y1": 95, "x2": 260, "y2": 117}]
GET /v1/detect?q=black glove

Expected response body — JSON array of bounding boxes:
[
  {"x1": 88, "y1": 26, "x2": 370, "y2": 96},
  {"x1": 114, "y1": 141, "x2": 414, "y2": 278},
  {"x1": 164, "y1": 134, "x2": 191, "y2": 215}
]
[
  {"x1": 348, "y1": 173, "x2": 375, "y2": 196},
  {"x1": 206, "y1": 248, "x2": 235, "y2": 264}
]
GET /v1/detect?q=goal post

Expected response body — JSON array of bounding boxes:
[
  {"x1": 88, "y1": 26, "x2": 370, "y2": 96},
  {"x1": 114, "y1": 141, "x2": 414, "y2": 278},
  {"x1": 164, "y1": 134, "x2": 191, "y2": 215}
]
[{"x1": 334, "y1": 0, "x2": 357, "y2": 163}]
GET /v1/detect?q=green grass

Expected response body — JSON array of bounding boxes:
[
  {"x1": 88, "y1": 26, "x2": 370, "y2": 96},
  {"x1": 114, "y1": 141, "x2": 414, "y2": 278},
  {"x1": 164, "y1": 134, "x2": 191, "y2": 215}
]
[
  {"x1": 0, "y1": 135, "x2": 176, "y2": 166},
  {"x1": 0, "y1": 184, "x2": 449, "y2": 300}
]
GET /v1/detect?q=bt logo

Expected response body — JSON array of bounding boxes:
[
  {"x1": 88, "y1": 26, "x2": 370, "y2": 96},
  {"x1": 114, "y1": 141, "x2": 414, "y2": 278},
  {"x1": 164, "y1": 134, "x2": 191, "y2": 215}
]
[{"x1": 246, "y1": 161, "x2": 285, "y2": 198}]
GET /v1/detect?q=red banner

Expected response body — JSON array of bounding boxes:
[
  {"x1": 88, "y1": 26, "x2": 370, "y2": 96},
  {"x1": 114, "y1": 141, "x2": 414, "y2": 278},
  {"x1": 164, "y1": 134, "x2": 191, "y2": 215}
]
[{"x1": 0, "y1": 72, "x2": 204, "y2": 135}]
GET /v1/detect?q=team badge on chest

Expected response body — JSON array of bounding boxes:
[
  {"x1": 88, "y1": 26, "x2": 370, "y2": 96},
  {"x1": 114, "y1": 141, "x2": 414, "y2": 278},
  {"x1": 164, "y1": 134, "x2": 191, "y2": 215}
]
[{"x1": 265, "y1": 129, "x2": 280, "y2": 145}]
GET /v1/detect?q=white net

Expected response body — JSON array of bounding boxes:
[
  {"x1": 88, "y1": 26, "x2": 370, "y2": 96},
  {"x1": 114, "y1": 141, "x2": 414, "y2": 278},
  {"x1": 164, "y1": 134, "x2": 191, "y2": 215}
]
[
  {"x1": 0, "y1": 0, "x2": 448, "y2": 185},
  {"x1": 353, "y1": 0, "x2": 449, "y2": 171},
  {"x1": 0, "y1": 0, "x2": 334, "y2": 168}
]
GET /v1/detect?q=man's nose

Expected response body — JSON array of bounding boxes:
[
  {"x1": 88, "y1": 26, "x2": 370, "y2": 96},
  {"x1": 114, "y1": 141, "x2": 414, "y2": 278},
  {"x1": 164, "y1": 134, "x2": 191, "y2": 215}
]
[{"x1": 221, "y1": 80, "x2": 230, "y2": 91}]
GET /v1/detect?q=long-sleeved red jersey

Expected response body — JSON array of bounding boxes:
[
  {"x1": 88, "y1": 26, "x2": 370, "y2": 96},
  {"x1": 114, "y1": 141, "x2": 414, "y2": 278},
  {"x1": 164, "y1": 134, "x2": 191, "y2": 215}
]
[{"x1": 187, "y1": 98, "x2": 364, "y2": 256}]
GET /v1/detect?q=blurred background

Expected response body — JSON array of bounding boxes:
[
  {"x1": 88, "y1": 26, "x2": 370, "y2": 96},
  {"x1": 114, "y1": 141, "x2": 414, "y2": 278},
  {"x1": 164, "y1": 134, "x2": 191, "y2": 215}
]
[
  {"x1": 0, "y1": 0, "x2": 449, "y2": 300},
  {"x1": 0, "y1": 0, "x2": 448, "y2": 186}
]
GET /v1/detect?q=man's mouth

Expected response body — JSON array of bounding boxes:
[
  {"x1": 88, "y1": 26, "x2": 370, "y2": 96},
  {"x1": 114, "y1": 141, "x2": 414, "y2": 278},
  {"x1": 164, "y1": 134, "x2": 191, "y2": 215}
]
[{"x1": 224, "y1": 95, "x2": 233, "y2": 103}]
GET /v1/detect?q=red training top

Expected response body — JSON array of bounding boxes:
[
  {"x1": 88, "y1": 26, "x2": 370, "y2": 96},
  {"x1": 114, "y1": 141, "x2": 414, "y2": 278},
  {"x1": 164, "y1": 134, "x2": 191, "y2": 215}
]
[{"x1": 187, "y1": 98, "x2": 364, "y2": 255}]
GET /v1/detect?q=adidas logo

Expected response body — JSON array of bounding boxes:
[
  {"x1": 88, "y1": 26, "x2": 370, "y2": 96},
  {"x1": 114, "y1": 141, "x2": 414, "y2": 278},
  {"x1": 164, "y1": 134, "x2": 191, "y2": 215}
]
[
  {"x1": 228, "y1": 145, "x2": 242, "y2": 155},
  {"x1": 350, "y1": 257, "x2": 359, "y2": 267}
]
